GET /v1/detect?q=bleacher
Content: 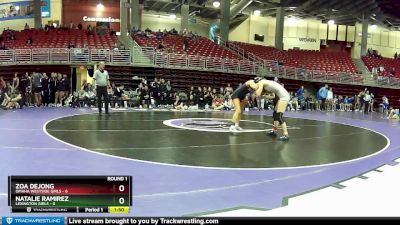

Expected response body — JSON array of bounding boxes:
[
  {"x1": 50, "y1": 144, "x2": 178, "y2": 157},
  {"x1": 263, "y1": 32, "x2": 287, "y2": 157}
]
[
  {"x1": 133, "y1": 33, "x2": 241, "y2": 60},
  {"x1": 231, "y1": 42, "x2": 358, "y2": 73},
  {"x1": 362, "y1": 56, "x2": 400, "y2": 77},
  {"x1": 230, "y1": 42, "x2": 287, "y2": 61},
  {"x1": 3, "y1": 29, "x2": 119, "y2": 49}
]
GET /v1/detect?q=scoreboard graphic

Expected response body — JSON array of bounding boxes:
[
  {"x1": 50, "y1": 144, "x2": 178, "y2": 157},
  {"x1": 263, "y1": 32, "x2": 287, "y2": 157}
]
[{"x1": 8, "y1": 176, "x2": 132, "y2": 213}]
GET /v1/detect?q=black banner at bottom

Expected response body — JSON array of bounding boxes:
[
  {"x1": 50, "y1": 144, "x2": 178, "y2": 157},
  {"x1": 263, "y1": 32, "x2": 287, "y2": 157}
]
[
  {"x1": 12, "y1": 207, "x2": 110, "y2": 213},
  {"x1": 66, "y1": 217, "x2": 345, "y2": 225},
  {"x1": 68, "y1": 218, "x2": 219, "y2": 225}
]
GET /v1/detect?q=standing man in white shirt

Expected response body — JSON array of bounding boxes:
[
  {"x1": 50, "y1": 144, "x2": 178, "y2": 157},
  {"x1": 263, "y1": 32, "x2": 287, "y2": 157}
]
[{"x1": 93, "y1": 62, "x2": 111, "y2": 115}]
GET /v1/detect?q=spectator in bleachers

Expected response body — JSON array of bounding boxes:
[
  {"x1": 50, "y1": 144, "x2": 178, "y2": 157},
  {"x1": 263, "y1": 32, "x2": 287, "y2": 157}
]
[
  {"x1": 26, "y1": 37, "x2": 33, "y2": 45},
  {"x1": 390, "y1": 67, "x2": 395, "y2": 77},
  {"x1": 69, "y1": 21, "x2": 74, "y2": 29},
  {"x1": 183, "y1": 37, "x2": 189, "y2": 51},
  {"x1": 44, "y1": 24, "x2": 50, "y2": 32},
  {"x1": 87, "y1": 25, "x2": 94, "y2": 35},
  {"x1": 170, "y1": 28, "x2": 178, "y2": 35},
  {"x1": 394, "y1": 52, "x2": 398, "y2": 60},
  {"x1": 158, "y1": 41, "x2": 164, "y2": 51},
  {"x1": 367, "y1": 48, "x2": 372, "y2": 57},
  {"x1": 9, "y1": 32, "x2": 15, "y2": 41},
  {"x1": 112, "y1": 43, "x2": 119, "y2": 51},
  {"x1": 156, "y1": 29, "x2": 164, "y2": 40},
  {"x1": 68, "y1": 42, "x2": 75, "y2": 49},
  {"x1": 0, "y1": 42, "x2": 7, "y2": 50},
  {"x1": 182, "y1": 28, "x2": 188, "y2": 36},
  {"x1": 24, "y1": 23, "x2": 30, "y2": 30},
  {"x1": 77, "y1": 22, "x2": 83, "y2": 30}
]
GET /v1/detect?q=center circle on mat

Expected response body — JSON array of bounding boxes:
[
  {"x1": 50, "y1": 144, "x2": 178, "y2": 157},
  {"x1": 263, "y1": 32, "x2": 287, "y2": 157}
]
[
  {"x1": 45, "y1": 111, "x2": 388, "y2": 169},
  {"x1": 163, "y1": 118, "x2": 275, "y2": 133}
]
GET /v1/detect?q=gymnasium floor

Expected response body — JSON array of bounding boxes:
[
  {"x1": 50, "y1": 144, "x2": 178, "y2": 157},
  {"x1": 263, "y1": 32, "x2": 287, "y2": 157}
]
[{"x1": 0, "y1": 108, "x2": 399, "y2": 216}]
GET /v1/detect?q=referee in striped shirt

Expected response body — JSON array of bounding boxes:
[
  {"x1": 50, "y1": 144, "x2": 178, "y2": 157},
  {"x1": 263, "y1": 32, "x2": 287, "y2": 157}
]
[{"x1": 93, "y1": 62, "x2": 111, "y2": 115}]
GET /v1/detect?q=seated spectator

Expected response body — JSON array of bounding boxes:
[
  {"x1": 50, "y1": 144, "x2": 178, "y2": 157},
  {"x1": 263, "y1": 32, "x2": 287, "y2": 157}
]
[
  {"x1": 77, "y1": 22, "x2": 83, "y2": 30},
  {"x1": 87, "y1": 25, "x2": 94, "y2": 35},
  {"x1": 44, "y1": 24, "x2": 50, "y2": 32},
  {"x1": 390, "y1": 67, "x2": 396, "y2": 77},
  {"x1": 183, "y1": 38, "x2": 189, "y2": 51},
  {"x1": 158, "y1": 41, "x2": 164, "y2": 51},
  {"x1": 112, "y1": 43, "x2": 119, "y2": 51},
  {"x1": 170, "y1": 28, "x2": 178, "y2": 35},
  {"x1": 69, "y1": 21, "x2": 74, "y2": 29},
  {"x1": 9, "y1": 33, "x2": 16, "y2": 41},
  {"x1": 211, "y1": 96, "x2": 224, "y2": 110},
  {"x1": 110, "y1": 30, "x2": 117, "y2": 36},
  {"x1": 24, "y1": 23, "x2": 30, "y2": 30},
  {"x1": 5, "y1": 90, "x2": 22, "y2": 110},
  {"x1": 131, "y1": 26, "x2": 138, "y2": 33},
  {"x1": 145, "y1": 27, "x2": 152, "y2": 33},
  {"x1": 0, "y1": 42, "x2": 7, "y2": 50},
  {"x1": 26, "y1": 37, "x2": 33, "y2": 45},
  {"x1": 68, "y1": 42, "x2": 75, "y2": 49},
  {"x1": 388, "y1": 107, "x2": 399, "y2": 120}
]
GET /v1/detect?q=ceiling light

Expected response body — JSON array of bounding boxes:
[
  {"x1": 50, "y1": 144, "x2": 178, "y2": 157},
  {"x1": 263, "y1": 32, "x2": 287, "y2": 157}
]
[
  {"x1": 97, "y1": 3, "x2": 105, "y2": 11},
  {"x1": 328, "y1": 19, "x2": 335, "y2": 25},
  {"x1": 169, "y1": 14, "x2": 177, "y2": 19},
  {"x1": 254, "y1": 10, "x2": 261, "y2": 16},
  {"x1": 213, "y1": 1, "x2": 220, "y2": 8},
  {"x1": 371, "y1": 24, "x2": 377, "y2": 30}
]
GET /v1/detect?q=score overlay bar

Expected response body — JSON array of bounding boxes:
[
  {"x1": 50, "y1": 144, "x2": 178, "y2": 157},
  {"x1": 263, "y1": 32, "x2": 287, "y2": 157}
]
[{"x1": 8, "y1": 176, "x2": 132, "y2": 213}]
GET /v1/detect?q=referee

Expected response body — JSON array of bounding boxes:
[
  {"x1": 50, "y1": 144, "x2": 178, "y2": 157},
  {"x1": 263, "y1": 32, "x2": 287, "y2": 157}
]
[{"x1": 93, "y1": 62, "x2": 110, "y2": 115}]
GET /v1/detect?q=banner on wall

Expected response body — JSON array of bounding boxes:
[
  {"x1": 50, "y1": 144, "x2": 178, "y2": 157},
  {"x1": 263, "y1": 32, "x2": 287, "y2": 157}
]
[{"x1": 0, "y1": 0, "x2": 50, "y2": 21}]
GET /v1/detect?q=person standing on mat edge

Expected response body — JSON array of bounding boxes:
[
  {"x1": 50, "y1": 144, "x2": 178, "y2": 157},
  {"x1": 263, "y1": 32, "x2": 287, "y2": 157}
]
[
  {"x1": 93, "y1": 61, "x2": 110, "y2": 115},
  {"x1": 254, "y1": 77, "x2": 291, "y2": 141}
]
